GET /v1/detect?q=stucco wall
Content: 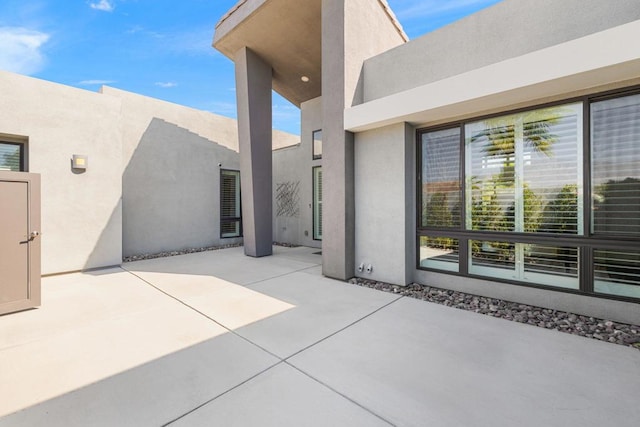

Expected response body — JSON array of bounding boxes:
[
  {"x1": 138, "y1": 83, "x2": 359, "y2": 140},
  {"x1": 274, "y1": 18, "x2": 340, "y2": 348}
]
[
  {"x1": 120, "y1": 118, "x2": 242, "y2": 256},
  {"x1": 272, "y1": 96, "x2": 321, "y2": 248},
  {"x1": 363, "y1": 0, "x2": 640, "y2": 102},
  {"x1": 0, "y1": 73, "x2": 300, "y2": 272},
  {"x1": 0, "y1": 71, "x2": 123, "y2": 274},
  {"x1": 344, "y1": 0, "x2": 406, "y2": 106},
  {"x1": 103, "y1": 87, "x2": 299, "y2": 257},
  {"x1": 321, "y1": 0, "x2": 406, "y2": 280},
  {"x1": 103, "y1": 88, "x2": 245, "y2": 256},
  {"x1": 354, "y1": 122, "x2": 413, "y2": 285}
]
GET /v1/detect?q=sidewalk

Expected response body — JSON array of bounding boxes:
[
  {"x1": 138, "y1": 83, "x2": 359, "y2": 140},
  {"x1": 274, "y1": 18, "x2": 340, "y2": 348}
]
[{"x1": 1, "y1": 246, "x2": 638, "y2": 426}]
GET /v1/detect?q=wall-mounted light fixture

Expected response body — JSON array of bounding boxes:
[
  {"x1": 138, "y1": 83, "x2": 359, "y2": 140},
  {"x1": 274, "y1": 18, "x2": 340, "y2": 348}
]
[{"x1": 71, "y1": 154, "x2": 88, "y2": 171}]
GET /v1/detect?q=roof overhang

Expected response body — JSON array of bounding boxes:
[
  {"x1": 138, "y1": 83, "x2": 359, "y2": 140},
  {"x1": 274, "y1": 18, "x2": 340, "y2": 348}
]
[
  {"x1": 214, "y1": 0, "x2": 323, "y2": 107},
  {"x1": 345, "y1": 20, "x2": 640, "y2": 132}
]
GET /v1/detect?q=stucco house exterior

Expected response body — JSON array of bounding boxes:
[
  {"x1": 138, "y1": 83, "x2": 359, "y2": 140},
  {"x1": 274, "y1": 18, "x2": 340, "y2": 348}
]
[
  {"x1": 0, "y1": 69, "x2": 298, "y2": 280},
  {"x1": 214, "y1": 0, "x2": 640, "y2": 325}
]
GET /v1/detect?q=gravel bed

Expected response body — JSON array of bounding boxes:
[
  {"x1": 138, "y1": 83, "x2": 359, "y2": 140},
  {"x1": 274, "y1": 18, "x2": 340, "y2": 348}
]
[
  {"x1": 122, "y1": 243, "x2": 243, "y2": 262},
  {"x1": 273, "y1": 242, "x2": 300, "y2": 248},
  {"x1": 350, "y1": 278, "x2": 640, "y2": 350}
]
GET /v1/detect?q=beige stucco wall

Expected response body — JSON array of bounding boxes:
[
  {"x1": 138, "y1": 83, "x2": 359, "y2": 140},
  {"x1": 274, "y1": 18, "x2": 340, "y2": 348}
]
[
  {"x1": 272, "y1": 96, "x2": 322, "y2": 248},
  {"x1": 354, "y1": 122, "x2": 413, "y2": 285},
  {"x1": 0, "y1": 72, "x2": 299, "y2": 272},
  {"x1": 0, "y1": 70, "x2": 123, "y2": 274},
  {"x1": 344, "y1": 0, "x2": 406, "y2": 106},
  {"x1": 102, "y1": 87, "x2": 244, "y2": 256},
  {"x1": 102, "y1": 86, "x2": 299, "y2": 257}
]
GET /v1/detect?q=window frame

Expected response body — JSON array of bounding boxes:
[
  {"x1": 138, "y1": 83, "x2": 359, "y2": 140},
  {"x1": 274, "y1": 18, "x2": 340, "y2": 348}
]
[
  {"x1": 220, "y1": 169, "x2": 242, "y2": 239},
  {"x1": 312, "y1": 166, "x2": 322, "y2": 241},
  {"x1": 312, "y1": 129, "x2": 322, "y2": 160},
  {"x1": 0, "y1": 141, "x2": 25, "y2": 172},
  {"x1": 416, "y1": 85, "x2": 640, "y2": 303}
]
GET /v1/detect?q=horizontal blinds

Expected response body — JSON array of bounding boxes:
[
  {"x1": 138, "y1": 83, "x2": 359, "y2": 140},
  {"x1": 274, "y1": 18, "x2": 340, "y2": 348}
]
[
  {"x1": 592, "y1": 93, "x2": 640, "y2": 236},
  {"x1": 594, "y1": 249, "x2": 640, "y2": 298},
  {"x1": 221, "y1": 170, "x2": 240, "y2": 218},
  {"x1": 466, "y1": 104, "x2": 582, "y2": 234},
  {"x1": 221, "y1": 170, "x2": 241, "y2": 238},
  {"x1": 0, "y1": 143, "x2": 21, "y2": 171},
  {"x1": 524, "y1": 112, "x2": 580, "y2": 234},
  {"x1": 467, "y1": 124, "x2": 515, "y2": 232},
  {"x1": 421, "y1": 128, "x2": 460, "y2": 228},
  {"x1": 313, "y1": 167, "x2": 322, "y2": 240}
]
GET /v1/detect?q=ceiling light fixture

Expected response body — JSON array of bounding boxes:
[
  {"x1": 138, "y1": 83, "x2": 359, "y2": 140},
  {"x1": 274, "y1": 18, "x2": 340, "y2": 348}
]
[{"x1": 301, "y1": 76, "x2": 310, "y2": 83}]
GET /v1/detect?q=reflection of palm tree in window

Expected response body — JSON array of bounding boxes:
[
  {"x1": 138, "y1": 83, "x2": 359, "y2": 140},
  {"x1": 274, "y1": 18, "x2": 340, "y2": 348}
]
[
  {"x1": 470, "y1": 109, "x2": 562, "y2": 183},
  {"x1": 468, "y1": 108, "x2": 569, "y2": 234}
]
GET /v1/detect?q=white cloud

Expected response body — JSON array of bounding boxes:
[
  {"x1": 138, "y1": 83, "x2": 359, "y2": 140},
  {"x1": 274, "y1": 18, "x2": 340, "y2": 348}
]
[
  {"x1": 0, "y1": 27, "x2": 50, "y2": 75},
  {"x1": 78, "y1": 79, "x2": 116, "y2": 85},
  {"x1": 89, "y1": 0, "x2": 115, "y2": 12},
  {"x1": 155, "y1": 82, "x2": 177, "y2": 88}
]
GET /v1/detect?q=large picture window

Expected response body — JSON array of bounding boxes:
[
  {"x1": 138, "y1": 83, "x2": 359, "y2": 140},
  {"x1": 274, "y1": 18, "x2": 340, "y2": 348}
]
[{"x1": 417, "y1": 88, "x2": 640, "y2": 301}]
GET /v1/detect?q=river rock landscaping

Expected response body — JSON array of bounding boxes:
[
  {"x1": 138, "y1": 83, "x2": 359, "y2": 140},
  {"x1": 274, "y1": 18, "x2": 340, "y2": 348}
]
[{"x1": 350, "y1": 278, "x2": 640, "y2": 350}]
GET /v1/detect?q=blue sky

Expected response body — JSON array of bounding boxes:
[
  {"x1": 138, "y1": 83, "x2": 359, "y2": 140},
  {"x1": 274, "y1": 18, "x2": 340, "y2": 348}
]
[{"x1": 0, "y1": 0, "x2": 500, "y2": 135}]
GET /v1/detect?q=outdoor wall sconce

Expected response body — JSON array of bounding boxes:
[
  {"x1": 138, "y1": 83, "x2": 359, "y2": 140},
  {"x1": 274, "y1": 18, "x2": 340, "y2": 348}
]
[{"x1": 71, "y1": 154, "x2": 88, "y2": 171}]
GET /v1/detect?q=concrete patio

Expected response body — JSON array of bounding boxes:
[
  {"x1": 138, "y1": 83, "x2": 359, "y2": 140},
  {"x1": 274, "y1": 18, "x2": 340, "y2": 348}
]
[{"x1": 1, "y1": 246, "x2": 638, "y2": 426}]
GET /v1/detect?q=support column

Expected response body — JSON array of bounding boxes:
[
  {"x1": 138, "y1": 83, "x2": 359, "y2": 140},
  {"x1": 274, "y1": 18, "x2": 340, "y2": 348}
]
[
  {"x1": 234, "y1": 47, "x2": 273, "y2": 257},
  {"x1": 322, "y1": 0, "x2": 355, "y2": 280}
]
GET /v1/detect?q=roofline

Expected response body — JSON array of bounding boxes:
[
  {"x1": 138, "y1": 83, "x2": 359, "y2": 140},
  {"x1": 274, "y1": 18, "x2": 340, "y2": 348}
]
[
  {"x1": 215, "y1": 0, "x2": 408, "y2": 42},
  {"x1": 215, "y1": 0, "x2": 248, "y2": 29},
  {"x1": 377, "y1": 0, "x2": 409, "y2": 42}
]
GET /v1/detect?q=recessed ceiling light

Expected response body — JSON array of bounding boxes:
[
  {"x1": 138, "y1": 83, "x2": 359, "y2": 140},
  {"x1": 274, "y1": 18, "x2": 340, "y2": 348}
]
[{"x1": 301, "y1": 76, "x2": 310, "y2": 83}]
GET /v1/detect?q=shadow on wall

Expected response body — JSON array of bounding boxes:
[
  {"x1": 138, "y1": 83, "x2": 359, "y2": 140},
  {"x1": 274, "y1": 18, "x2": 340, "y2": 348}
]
[
  {"x1": 84, "y1": 199, "x2": 123, "y2": 271},
  {"x1": 121, "y1": 118, "x2": 241, "y2": 258}
]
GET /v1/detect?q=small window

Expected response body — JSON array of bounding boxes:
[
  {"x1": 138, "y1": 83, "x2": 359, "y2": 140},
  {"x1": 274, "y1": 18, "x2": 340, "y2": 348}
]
[
  {"x1": 312, "y1": 130, "x2": 322, "y2": 160},
  {"x1": 220, "y1": 169, "x2": 242, "y2": 238},
  {"x1": 313, "y1": 166, "x2": 322, "y2": 240},
  {"x1": 0, "y1": 142, "x2": 24, "y2": 171}
]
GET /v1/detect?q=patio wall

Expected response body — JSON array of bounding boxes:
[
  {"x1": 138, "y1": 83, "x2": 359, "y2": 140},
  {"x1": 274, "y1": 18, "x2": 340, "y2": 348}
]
[
  {"x1": 272, "y1": 96, "x2": 321, "y2": 248},
  {"x1": 0, "y1": 70, "x2": 123, "y2": 274},
  {"x1": 0, "y1": 72, "x2": 300, "y2": 273}
]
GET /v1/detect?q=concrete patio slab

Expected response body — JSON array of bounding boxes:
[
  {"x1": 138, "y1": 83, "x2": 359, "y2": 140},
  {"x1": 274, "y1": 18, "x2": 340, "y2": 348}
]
[
  {"x1": 126, "y1": 271, "x2": 295, "y2": 330},
  {"x1": 289, "y1": 296, "x2": 640, "y2": 427},
  {"x1": 0, "y1": 335, "x2": 279, "y2": 427},
  {"x1": 1, "y1": 246, "x2": 638, "y2": 427},
  {"x1": 0, "y1": 264, "x2": 281, "y2": 425},
  {"x1": 238, "y1": 270, "x2": 400, "y2": 358},
  {"x1": 170, "y1": 363, "x2": 391, "y2": 426},
  {"x1": 125, "y1": 246, "x2": 320, "y2": 286}
]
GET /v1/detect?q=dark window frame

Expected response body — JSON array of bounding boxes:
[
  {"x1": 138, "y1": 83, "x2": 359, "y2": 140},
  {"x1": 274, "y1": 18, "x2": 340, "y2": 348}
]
[
  {"x1": 312, "y1": 129, "x2": 322, "y2": 160},
  {"x1": 312, "y1": 165, "x2": 322, "y2": 241},
  {"x1": 416, "y1": 85, "x2": 640, "y2": 303},
  {"x1": 220, "y1": 169, "x2": 242, "y2": 239}
]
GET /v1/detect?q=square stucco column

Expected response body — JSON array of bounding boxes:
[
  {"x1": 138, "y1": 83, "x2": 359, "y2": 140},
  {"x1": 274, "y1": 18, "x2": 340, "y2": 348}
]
[
  {"x1": 321, "y1": 0, "x2": 355, "y2": 280},
  {"x1": 235, "y1": 47, "x2": 273, "y2": 257}
]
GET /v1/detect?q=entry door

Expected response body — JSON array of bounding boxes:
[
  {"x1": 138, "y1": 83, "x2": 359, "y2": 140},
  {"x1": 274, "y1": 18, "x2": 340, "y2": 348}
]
[{"x1": 0, "y1": 171, "x2": 41, "y2": 315}]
